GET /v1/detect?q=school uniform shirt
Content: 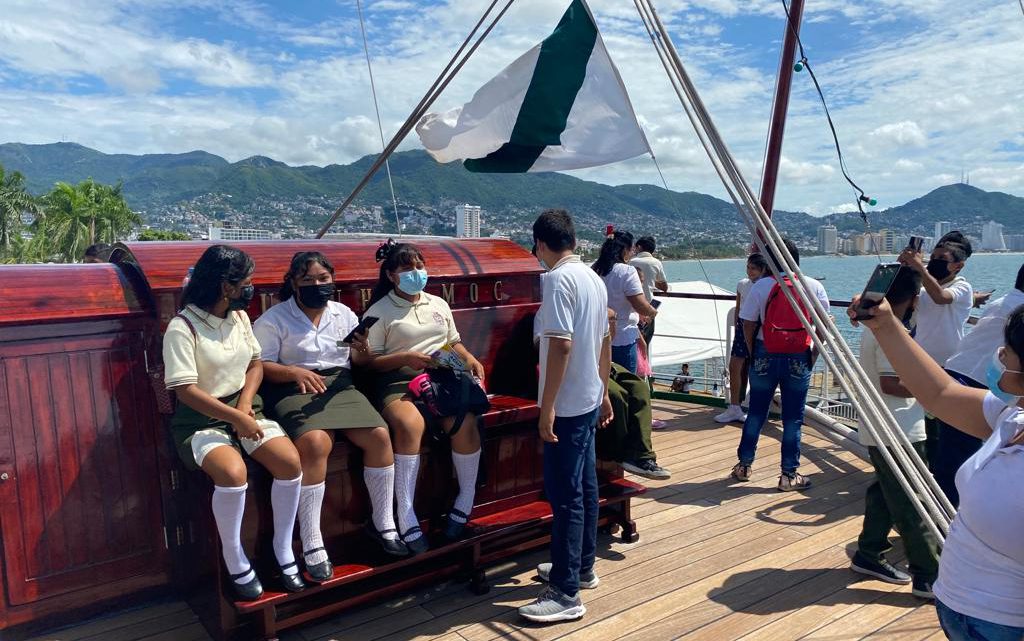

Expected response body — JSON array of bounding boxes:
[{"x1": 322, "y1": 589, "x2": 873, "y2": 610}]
[
  {"x1": 629, "y1": 252, "x2": 667, "y2": 302},
  {"x1": 914, "y1": 275, "x2": 973, "y2": 365},
  {"x1": 601, "y1": 262, "x2": 644, "y2": 347},
  {"x1": 933, "y1": 393, "x2": 1024, "y2": 628},
  {"x1": 163, "y1": 304, "x2": 261, "y2": 398},
  {"x1": 364, "y1": 291, "x2": 461, "y2": 356},
  {"x1": 253, "y1": 297, "x2": 359, "y2": 370},
  {"x1": 739, "y1": 275, "x2": 829, "y2": 341},
  {"x1": 736, "y1": 277, "x2": 755, "y2": 301},
  {"x1": 537, "y1": 255, "x2": 610, "y2": 418},
  {"x1": 857, "y1": 329, "x2": 926, "y2": 446},
  {"x1": 945, "y1": 289, "x2": 1024, "y2": 385}
]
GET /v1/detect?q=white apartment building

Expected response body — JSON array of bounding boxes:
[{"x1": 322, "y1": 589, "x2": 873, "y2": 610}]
[
  {"x1": 457, "y1": 204, "x2": 482, "y2": 238},
  {"x1": 816, "y1": 225, "x2": 838, "y2": 254},
  {"x1": 207, "y1": 224, "x2": 272, "y2": 241},
  {"x1": 982, "y1": 221, "x2": 1006, "y2": 251}
]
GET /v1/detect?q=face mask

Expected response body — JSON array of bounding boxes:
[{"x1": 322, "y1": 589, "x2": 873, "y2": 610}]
[
  {"x1": 926, "y1": 258, "x2": 950, "y2": 280},
  {"x1": 298, "y1": 283, "x2": 334, "y2": 309},
  {"x1": 397, "y1": 268, "x2": 428, "y2": 295},
  {"x1": 228, "y1": 285, "x2": 255, "y2": 311},
  {"x1": 985, "y1": 350, "x2": 1023, "y2": 405},
  {"x1": 532, "y1": 243, "x2": 549, "y2": 271}
]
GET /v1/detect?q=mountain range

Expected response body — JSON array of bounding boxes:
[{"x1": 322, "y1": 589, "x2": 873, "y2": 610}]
[{"x1": 1, "y1": 142, "x2": 1023, "y2": 240}]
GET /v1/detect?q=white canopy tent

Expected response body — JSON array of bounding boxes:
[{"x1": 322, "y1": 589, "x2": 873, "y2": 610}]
[{"x1": 650, "y1": 281, "x2": 735, "y2": 368}]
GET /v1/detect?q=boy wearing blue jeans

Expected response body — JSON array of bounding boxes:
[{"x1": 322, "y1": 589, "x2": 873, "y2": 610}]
[{"x1": 519, "y1": 209, "x2": 613, "y2": 624}]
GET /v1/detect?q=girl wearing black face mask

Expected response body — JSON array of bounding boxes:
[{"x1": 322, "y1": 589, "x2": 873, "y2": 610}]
[
  {"x1": 253, "y1": 252, "x2": 406, "y2": 575},
  {"x1": 166, "y1": 245, "x2": 304, "y2": 600}
]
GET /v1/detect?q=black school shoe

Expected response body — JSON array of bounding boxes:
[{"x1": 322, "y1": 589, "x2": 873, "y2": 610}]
[
  {"x1": 912, "y1": 576, "x2": 934, "y2": 600},
  {"x1": 303, "y1": 547, "x2": 334, "y2": 583},
  {"x1": 365, "y1": 522, "x2": 409, "y2": 557},
  {"x1": 444, "y1": 508, "x2": 470, "y2": 541},
  {"x1": 400, "y1": 526, "x2": 430, "y2": 556},
  {"x1": 850, "y1": 552, "x2": 911, "y2": 585},
  {"x1": 277, "y1": 561, "x2": 307, "y2": 593},
  {"x1": 229, "y1": 568, "x2": 264, "y2": 601}
]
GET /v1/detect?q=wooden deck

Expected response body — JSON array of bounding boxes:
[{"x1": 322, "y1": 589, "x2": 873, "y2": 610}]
[{"x1": 26, "y1": 401, "x2": 942, "y2": 641}]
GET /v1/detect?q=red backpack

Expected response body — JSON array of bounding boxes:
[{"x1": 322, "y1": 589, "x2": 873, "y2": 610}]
[{"x1": 762, "y1": 278, "x2": 812, "y2": 354}]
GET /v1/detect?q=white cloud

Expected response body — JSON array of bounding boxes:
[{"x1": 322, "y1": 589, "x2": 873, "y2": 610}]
[{"x1": 869, "y1": 121, "x2": 928, "y2": 148}]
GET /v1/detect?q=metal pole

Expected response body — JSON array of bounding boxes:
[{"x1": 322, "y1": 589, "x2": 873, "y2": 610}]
[{"x1": 753, "y1": 0, "x2": 804, "y2": 250}]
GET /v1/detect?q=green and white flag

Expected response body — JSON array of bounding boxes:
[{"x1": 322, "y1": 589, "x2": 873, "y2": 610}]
[{"x1": 415, "y1": 0, "x2": 650, "y2": 173}]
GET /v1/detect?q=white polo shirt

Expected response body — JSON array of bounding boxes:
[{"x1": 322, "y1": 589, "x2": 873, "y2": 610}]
[
  {"x1": 629, "y1": 252, "x2": 667, "y2": 302},
  {"x1": 601, "y1": 262, "x2": 644, "y2": 347},
  {"x1": 739, "y1": 274, "x2": 829, "y2": 341},
  {"x1": 945, "y1": 289, "x2": 1024, "y2": 384},
  {"x1": 933, "y1": 393, "x2": 1024, "y2": 628},
  {"x1": 857, "y1": 329, "x2": 925, "y2": 446},
  {"x1": 537, "y1": 255, "x2": 609, "y2": 418},
  {"x1": 364, "y1": 291, "x2": 461, "y2": 356},
  {"x1": 253, "y1": 297, "x2": 359, "y2": 370},
  {"x1": 914, "y1": 275, "x2": 973, "y2": 365},
  {"x1": 163, "y1": 305, "x2": 261, "y2": 398}
]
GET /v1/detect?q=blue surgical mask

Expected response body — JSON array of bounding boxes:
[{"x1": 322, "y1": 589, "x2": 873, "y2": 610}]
[
  {"x1": 397, "y1": 268, "x2": 428, "y2": 295},
  {"x1": 986, "y1": 350, "x2": 1022, "y2": 405}
]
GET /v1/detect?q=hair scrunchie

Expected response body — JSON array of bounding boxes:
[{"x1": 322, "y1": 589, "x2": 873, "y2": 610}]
[{"x1": 375, "y1": 238, "x2": 397, "y2": 262}]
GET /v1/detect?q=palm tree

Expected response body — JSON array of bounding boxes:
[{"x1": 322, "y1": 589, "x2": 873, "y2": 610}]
[
  {"x1": 0, "y1": 164, "x2": 40, "y2": 258},
  {"x1": 42, "y1": 179, "x2": 140, "y2": 261}
]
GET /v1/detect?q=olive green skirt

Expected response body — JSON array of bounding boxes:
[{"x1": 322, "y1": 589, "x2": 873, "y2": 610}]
[
  {"x1": 260, "y1": 368, "x2": 385, "y2": 439},
  {"x1": 169, "y1": 390, "x2": 265, "y2": 470},
  {"x1": 371, "y1": 367, "x2": 422, "y2": 411}
]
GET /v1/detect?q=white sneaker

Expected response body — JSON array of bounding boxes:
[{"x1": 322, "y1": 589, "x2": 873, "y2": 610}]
[
  {"x1": 518, "y1": 587, "x2": 586, "y2": 623},
  {"x1": 715, "y1": 405, "x2": 746, "y2": 423},
  {"x1": 537, "y1": 562, "x2": 600, "y2": 589}
]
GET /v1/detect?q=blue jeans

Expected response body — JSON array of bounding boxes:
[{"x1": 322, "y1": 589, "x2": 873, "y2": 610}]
[
  {"x1": 936, "y1": 599, "x2": 1024, "y2": 641},
  {"x1": 544, "y1": 408, "x2": 600, "y2": 598},
  {"x1": 612, "y1": 341, "x2": 638, "y2": 374},
  {"x1": 737, "y1": 341, "x2": 812, "y2": 474}
]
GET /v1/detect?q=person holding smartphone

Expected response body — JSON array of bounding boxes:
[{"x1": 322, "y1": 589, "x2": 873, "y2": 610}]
[
  {"x1": 362, "y1": 240, "x2": 485, "y2": 555},
  {"x1": 848, "y1": 293, "x2": 1024, "y2": 639},
  {"x1": 254, "y1": 251, "x2": 406, "y2": 581}
]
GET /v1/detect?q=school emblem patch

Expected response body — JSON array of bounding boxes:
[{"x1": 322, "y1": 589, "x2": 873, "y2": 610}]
[{"x1": 432, "y1": 311, "x2": 445, "y2": 326}]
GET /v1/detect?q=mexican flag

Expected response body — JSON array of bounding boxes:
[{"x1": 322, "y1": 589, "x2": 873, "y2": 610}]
[{"x1": 415, "y1": 0, "x2": 650, "y2": 173}]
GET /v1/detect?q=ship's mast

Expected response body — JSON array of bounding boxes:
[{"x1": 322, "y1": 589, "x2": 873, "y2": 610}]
[{"x1": 756, "y1": 0, "x2": 805, "y2": 231}]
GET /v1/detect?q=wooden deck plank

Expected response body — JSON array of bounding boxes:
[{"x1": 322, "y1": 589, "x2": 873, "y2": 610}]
[{"x1": 25, "y1": 602, "x2": 197, "y2": 641}]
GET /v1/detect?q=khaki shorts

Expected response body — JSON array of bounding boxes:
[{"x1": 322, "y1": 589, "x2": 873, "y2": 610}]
[{"x1": 190, "y1": 419, "x2": 286, "y2": 468}]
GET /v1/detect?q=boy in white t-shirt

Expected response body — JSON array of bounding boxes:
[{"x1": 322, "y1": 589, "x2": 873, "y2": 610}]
[
  {"x1": 898, "y1": 231, "x2": 974, "y2": 469},
  {"x1": 519, "y1": 209, "x2": 613, "y2": 624},
  {"x1": 851, "y1": 267, "x2": 940, "y2": 599}
]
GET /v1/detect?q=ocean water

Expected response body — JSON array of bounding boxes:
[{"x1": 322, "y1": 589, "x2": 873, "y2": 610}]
[{"x1": 655, "y1": 253, "x2": 1024, "y2": 382}]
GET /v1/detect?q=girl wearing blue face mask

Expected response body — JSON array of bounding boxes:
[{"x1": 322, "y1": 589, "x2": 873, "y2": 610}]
[
  {"x1": 850, "y1": 297, "x2": 1024, "y2": 640},
  {"x1": 362, "y1": 241, "x2": 485, "y2": 555}
]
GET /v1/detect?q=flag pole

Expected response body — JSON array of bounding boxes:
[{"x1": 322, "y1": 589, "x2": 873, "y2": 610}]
[{"x1": 315, "y1": 0, "x2": 517, "y2": 239}]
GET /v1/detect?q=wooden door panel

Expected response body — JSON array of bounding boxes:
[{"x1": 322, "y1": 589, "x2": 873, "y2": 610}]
[{"x1": 0, "y1": 333, "x2": 165, "y2": 605}]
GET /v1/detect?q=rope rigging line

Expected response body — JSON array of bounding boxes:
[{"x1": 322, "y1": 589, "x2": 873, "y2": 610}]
[
  {"x1": 633, "y1": 0, "x2": 954, "y2": 541},
  {"x1": 355, "y1": 0, "x2": 403, "y2": 236},
  {"x1": 316, "y1": 0, "x2": 518, "y2": 238},
  {"x1": 780, "y1": 0, "x2": 875, "y2": 223}
]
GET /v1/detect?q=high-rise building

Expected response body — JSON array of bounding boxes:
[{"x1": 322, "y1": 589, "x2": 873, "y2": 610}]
[
  {"x1": 817, "y1": 225, "x2": 838, "y2": 254},
  {"x1": 207, "y1": 223, "x2": 272, "y2": 241},
  {"x1": 1006, "y1": 234, "x2": 1024, "y2": 252},
  {"x1": 457, "y1": 204, "x2": 482, "y2": 238},
  {"x1": 982, "y1": 221, "x2": 1007, "y2": 251},
  {"x1": 934, "y1": 221, "x2": 952, "y2": 241},
  {"x1": 854, "y1": 233, "x2": 873, "y2": 255}
]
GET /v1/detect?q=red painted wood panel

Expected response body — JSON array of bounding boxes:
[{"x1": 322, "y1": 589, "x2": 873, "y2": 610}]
[
  {"x1": 0, "y1": 333, "x2": 166, "y2": 606},
  {"x1": 0, "y1": 264, "x2": 148, "y2": 326}
]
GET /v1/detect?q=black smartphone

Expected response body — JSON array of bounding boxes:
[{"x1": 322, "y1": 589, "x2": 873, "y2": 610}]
[
  {"x1": 852, "y1": 263, "x2": 902, "y2": 320},
  {"x1": 907, "y1": 236, "x2": 924, "y2": 252},
  {"x1": 651, "y1": 299, "x2": 662, "y2": 309},
  {"x1": 342, "y1": 316, "x2": 379, "y2": 344}
]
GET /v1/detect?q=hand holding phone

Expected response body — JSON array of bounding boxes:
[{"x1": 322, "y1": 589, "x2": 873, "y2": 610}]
[
  {"x1": 907, "y1": 236, "x2": 924, "y2": 253},
  {"x1": 851, "y1": 263, "x2": 902, "y2": 321},
  {"x1": 341, "y1": 316, "x2": 379, "y2": 344}
]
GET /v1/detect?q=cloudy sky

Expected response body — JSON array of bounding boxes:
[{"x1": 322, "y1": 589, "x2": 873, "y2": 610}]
[{"x1": 0, "y1": 0, "x2": 1021, "y2": 215}]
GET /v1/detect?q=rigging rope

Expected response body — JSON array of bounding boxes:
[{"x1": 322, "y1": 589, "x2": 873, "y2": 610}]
[
  {"x1": 316, "y1": 0, "x2": 518, "y2": 238},
  {"x1": 355, "y1": 0, "x2": 403, "y2": 236},
  {"x1": 634, "y1": 0, "x2": 954, "y2": 541}
]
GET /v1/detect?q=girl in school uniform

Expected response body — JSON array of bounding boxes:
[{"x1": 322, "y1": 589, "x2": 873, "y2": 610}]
[
  {"x1": 254, "y1": 251, "x2": 407, "y2": 582},
  {"x1": 362, "y1": 240, "x2": 485, "y2": 555},
  {"x1": 163, "y1": 245, "x2": 304, "y2": 600}
]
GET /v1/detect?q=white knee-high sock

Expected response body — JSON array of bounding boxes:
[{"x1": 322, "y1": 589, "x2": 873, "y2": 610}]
[
  {"x1": 298, "y1": 482, "x2": 328, "y2": 565},
  {"x1": 364, "y1": 465, "x2": 399, "y2": 541},
  {"x1": 271, "y1": 474, "x2": 302, "y2": 575},
  {"x1": 212, "y1": 484, "x2": 253, "y2": 584},
  {"x1": 394, "y1": 454, "x2": 422, "y2": 541},
  {"x1": 451, "y1": 449, "x2": 481, "y2": 523}
]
